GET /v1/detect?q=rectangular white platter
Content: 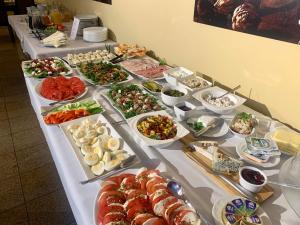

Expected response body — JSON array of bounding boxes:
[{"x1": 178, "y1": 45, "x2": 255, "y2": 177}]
[{"x1": 59, "y1": 113, "x2": 137, "y2": 180}]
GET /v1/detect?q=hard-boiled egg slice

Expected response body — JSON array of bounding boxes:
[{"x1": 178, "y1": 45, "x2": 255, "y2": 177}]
[
  {"x1": 105, "y1": 159, "x2": 121, "y2": 171},
  {"x1": 107, "y1": 138, "x2": 120, "y2": 151},
  {"x1": 111, "y1": 150, "x2": 126, "y2": 156},
  {"x1": 91, "y1": 161, "x2": 105, "y2": 176},
  {"x1": 81, "y1": 145, "x2": 94, "y2": 155},
  {"x1": 73, "y1": 130, "x2": 86, "y2": 139},
  {"x1": 116, "y1": 153, "x2": 129, "y2": 161},
  {"x1": 100, "y1": 135, "x2": 112, "y2": 149},
  {"x1": 90, "y1": 137, "x2": 98, "y2": 146},
  {"x1": 83, "y1": 153, "x2": 99, "y2": 166},
  {"x1": 102, "y1": 151, "x2": 111, "y2": 164},
  {"x1": 96, "y1": 126, "x2": 108, "y2": 136},
  {"x1": 67, "y1": 124, "x2": 79, "y2": 133},
  {"x1": 78, "y1": 137, "x2": 91, "y2": 145},
  {"x1": 93, "y1": 145, "x2": 104, "y2": 160}
]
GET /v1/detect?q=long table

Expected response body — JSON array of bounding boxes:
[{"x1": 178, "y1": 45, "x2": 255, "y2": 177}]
[
  {"x1": 8, "y1": 15, "x2": 116, "y2": 59},
  {"x1": 23, "y1": 70, "x2": 300, "y2": 225}
]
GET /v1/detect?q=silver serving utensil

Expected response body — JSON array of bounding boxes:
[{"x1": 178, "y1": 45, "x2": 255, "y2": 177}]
[
  {"x1": 211, "y1": 85, "x2": 241, "y2": 100},
  {"x1": 167, "y1": 180, "x2": 213, "y2": 225},
  {"x1": 80, "y1": 155, "x2": 136, "y2": 185},
  {"x1": 194, "y1": 118, "x2": 223, "y2": 137}
]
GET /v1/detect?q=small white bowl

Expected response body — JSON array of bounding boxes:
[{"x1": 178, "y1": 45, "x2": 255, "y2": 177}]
[
  {"x1": 161, "y1": 85, "x2": 189, "y2": 107},
  {"x1": 229, "y1": 113, "x2": 257, "y2": 138},
  {"x1": 164, "y1": 67, "x2": 193, "y2": 86},
  {"x1": 239, "y1": 166, "x2": 267, "y2": 193},
  {"x1": 174, "y1": 101, "x2": 198, "y2": 121}
]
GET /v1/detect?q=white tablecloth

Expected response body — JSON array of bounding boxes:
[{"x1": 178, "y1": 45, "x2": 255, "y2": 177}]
[
  {"x1": 8, "y1": 15, "x2": 116, "y2": 59},
  {"x1": 23, "y1": 70, "x2": 300, "y2": 225}
]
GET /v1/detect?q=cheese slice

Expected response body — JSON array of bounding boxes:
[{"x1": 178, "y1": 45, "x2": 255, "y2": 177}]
[
  {"x1": 212, "y1": 148, "x2": 242, "y2": 175},
  {"x1": 272, "y1": 128, "x2": 300, "y2": 155}
]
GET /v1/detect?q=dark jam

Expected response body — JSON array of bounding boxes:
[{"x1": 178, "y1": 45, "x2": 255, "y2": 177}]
[
  {"x1": 241, "y1": 169, "x2": 265, "y2": 185},
  {"x1": 178, "y1": 105, "x2": 191, "y2": 111}
]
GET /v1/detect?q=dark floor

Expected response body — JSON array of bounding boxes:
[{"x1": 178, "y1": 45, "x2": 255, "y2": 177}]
[{"x1": 0, "y1": 27, "x2": 76, "y2": 225}]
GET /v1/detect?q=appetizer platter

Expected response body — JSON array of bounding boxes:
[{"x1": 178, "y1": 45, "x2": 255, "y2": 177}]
[
  {"x1": 229, "y1": 112, "x2": 257, "y2": 138},
  {"x1": 128, "y1": 110, "x2": 189, "y2": 148},
  {"x1": 114, "y1": 43, "x2": 147, "y2": 58},
  {"x1": 142, "y1": 80, "x2": 163, "y2": 95},
  {"x1": 35, "y1": 76, "x2": 88, "y2": 103},
  {"x1": 192, "y1": 86, "x2": 246, "y2": 114},
  {"x1": 65, "y1": 49, "x2": 116, "y2": 66},
  {"x1": 119, "y1": 56, "x2": 171, "y2": 80},
  {"x1": 212, "y1": 196, "x2": 271, "y2": 225},
  {"x1": 181, "y1": 141, "x2": 274, "y2": 203},
  {"x1": 22, "y1": 57, "x2": 73, "y2": 78},
  {"x1": 42, "y1": 97, "x2": 104, "y2": 125},
  {"x1": 94, "y1": 167, "x2": 202, "y2": 225},
  {"x1": 77, "y1": 61, "x2": 134, "y2": 86},
  {"x1": 104, "y1": 84, "x2": 165, "y2": 120},
  {"x1": 60, "y1": 114, "x2": 136, "y2": 179}
]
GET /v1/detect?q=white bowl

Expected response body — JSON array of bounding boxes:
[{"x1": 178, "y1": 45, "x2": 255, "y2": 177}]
[
  {"x1": 128, "y1": 110, "x2": 189, "y2": 148},
  {"x1": 229, "y1": 112, "x2": 257, "y2": 138},
  {"x1": 161, "y1": 85, "x2": 189, "y2": 107},
  {"x1": 192, "y1": 86, "x2": 246, "y2": 114},
  {"x1": 239, "y1": 166, "x2": 267, "y2": 193},
  {"x1": 174, "y1": 101, "x2": 198, "y2": 121},
  {"x1": 163, "y1": 67, "x2": 193, "y2": 86}
]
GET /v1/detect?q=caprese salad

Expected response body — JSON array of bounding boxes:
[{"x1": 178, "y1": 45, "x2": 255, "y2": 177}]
[{"x1": 96, "y1": 168, "x2": 201, "y2": 225}]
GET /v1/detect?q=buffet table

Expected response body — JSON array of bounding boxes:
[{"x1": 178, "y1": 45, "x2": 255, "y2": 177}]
[
  {"x1": 23, "y1": 70, "x2": 300, "y2": 225},
  {"x1": 8, "y1": 15, "x2": 116, "y2": 59}
]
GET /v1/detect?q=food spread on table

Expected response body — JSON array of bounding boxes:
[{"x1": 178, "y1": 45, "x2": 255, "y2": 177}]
[
  {"x1": 23, "y1": 57, "x2": 71, "y2": 78},
  {"x1": 43, "y1": 99, "x2": 103, "y2": 125},
  {"x1": 107, "y1": 84, "x2": 164, "y2": 119},
  {"x1": 120, "y1": 57, "x2": 169, "y2": 79},
  {"x1": 114, "y1": 43, "x2": 147, "y2": 57},
  {"x1": 230, "y1": 112, "x2": 256, "y2": 135},
  {"x1": 137, "y1": 115, "x2": 177, "y2": 140},
  {"x1": 78, "y1": 61, "x2": 129, "y2": 85},
  {"x1": 67, "y1": 118, "x2": 130, "y2": 176},
  {"x1": 40, "y1": 76, "x2": 85, "y2": 101},
  {"x1": 66, "y1": 50, "x2": 115, "y2": 65},
  {"x1": 222, "y1": 198, "x2": 262, "y2": 225},
  {"x1": 96, "y1": 168, "x2": 201, "y2": 225},
  {"x1": 142, "y1": 80, "x2": 162, "y2": 93},
  {"x1": 180, "y1": 75, "x2": 210, "y2": 90},
  {"x1": 205, "y1": 95, "x2": 235, "y2": 107}
]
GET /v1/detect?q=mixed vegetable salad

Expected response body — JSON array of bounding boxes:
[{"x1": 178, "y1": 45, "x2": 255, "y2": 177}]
[
  {"x1": 107, "y1": 84, "x2": 163, "y2": 119},
  {"x1": 78, "y1": 61, "x2": 129, "y2": 85},
  {"x1": 23, "y1": 57, "x2": 71, "y2": 78},
  {"x1": 137, "y1": 115, "x2": 177, "y2": 140}
]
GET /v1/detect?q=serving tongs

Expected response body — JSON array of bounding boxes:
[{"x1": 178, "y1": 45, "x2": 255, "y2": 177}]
[
  {"x1": 211, "y1": 84, "x2": 241, "y2": 100},
  {"x1": 187, "y1": 145, "x2": 257, "y2": 202}
]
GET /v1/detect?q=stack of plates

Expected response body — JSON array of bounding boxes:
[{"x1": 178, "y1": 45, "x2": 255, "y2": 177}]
[{"x1": 83, "y1": 27, "x2": 108, "y2": 43}]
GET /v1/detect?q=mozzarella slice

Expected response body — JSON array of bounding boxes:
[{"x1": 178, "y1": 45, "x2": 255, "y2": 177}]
[
  {"x1": 91, "y1": 161, "x2": 105, "y2": 176},
  {"x1": 84, "y1": 153, "x2": 99, "y2": 166},
  {"x1": 178, "y1": 211, "x2": 201, "y2": 225},
  {"x1": 153, "y1": 196, "x2": 176, "y2": 216}
]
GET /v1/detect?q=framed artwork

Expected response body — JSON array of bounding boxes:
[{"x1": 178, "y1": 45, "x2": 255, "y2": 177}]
[
  {"x1": 194, "y1": 0, "x2": 300, "y2": 44},
  {"x1": 94, "y1": 0, "x2": 112, "y2": 4}
]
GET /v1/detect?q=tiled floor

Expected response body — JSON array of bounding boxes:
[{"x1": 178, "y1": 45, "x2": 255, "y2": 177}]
[{"x1": 0, "y1": 28, "x2": 76, "y2": 225}]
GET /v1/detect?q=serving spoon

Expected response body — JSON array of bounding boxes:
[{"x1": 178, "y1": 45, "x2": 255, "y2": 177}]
[
  {"x1": 211, "y1": 85, "x2": 241, "y2": 100},
  {"x1": 167, "y1": 180, "x2": 213, "y2": 225}
]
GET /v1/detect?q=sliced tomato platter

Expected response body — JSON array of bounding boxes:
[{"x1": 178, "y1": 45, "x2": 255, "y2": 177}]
[{"x1": 95, "y1": 168, "x2": 201, "y2": 225}]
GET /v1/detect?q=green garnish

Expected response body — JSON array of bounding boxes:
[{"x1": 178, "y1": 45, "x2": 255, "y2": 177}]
[
  {"x1": 239, "y1": 112, "x2": 251, "y2": 121},
  {"x1": 193, "y1": 122, "x2": 204, "y2": 131}
]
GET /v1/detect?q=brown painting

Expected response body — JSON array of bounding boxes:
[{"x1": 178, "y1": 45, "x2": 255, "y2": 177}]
[{"x1": 194, "y1": 0, "x2": 300, "y2": 44}]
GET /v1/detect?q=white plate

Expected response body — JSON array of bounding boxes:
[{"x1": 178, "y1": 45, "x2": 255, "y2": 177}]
[
  {"x1": 128, "y1": 110, "x2": 189, "y2": 148},
  {"x1": 236, "y1": 142, "x2": 280, "y2": 168},
  {"x1": 21, "y1": 57, "x2": 73, "y2": 78},
  {"x1": 35, "y1": 76, "x2": 88, "y2": 104},
  {"x1": 76, "y1": 63, "x2": 134, "y2": 87},
  {"x1": 212, "y1": 196, "x2": 272, "y2": 225},
  {"x1": 193, "y1": 86, "x2": 246, "y2": 114},
  {"x1": 187, "y1": 115, "x2": 229, "y2": 138},
  {"x1": 119, "y1": 55, "x2": 171, "y2": 81},
  {"x1": 59, "y1": 114, "x2": 136, "y2": 179}
]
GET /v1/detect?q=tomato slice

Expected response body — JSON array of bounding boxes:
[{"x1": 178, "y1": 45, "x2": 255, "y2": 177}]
[
  {"x1": 102, "y1": 212, "x2": 126, "y2": 225},
  {"x1": 146, "y1": 177, "x2": 165, "y2": 191},
  {"x1": 132, "y1": 213, "x2": 156, "y2": 225},
  {"x1": 173, "y1": 210, "x2": 194, "y2": 225},
  {"x1": 136, "y1": 170, "x2": 160, "y2": 183},
  {"x1": 98, "y1": 204, "x2": 125, "y2": 222},
  {"x1": 101, "y1": 184, "x2": 119, "y2": 193},
  {"x1": 152, "y1": 218, "x2": 168, "y2": 225},
  {"x1": 98, "y1": 191, "x2": 125, "y2": 206},
  {"x1": 127, "y1": 203, "x2": 153, "y2": 221},
  {"x1": 106, "y1": 173, "x2": 135, "y2": 185},
  {"x1": 124, "y1": 196, "x2": 149, "y2": 211},
  {"x1": 147, "y1": 183, "x2": 168, "y2": 195},
  {"x1": 126, "y1": 189, "x2": 147, "y2": 200}
]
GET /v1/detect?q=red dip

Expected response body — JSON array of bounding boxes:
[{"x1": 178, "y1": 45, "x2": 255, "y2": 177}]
[
  {"x1": 178, "y1": 105, "x2": 191, "y2": 111},
  {"x1": 241, "y1": 169, "x2": 265, "y2": 185}
]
